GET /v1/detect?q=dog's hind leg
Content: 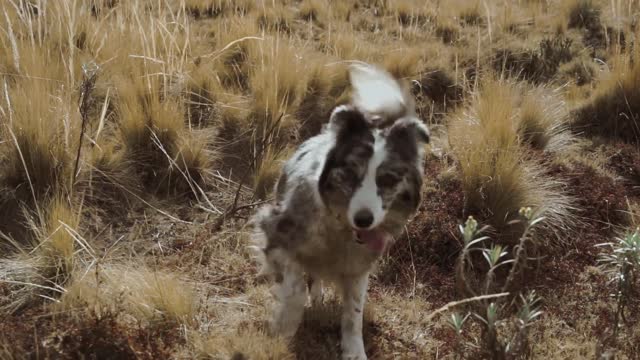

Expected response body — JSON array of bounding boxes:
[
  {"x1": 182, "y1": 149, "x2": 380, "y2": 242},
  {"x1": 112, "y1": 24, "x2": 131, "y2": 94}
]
[
  {"x1": 308, "y1": 276, "x2": 324, "y2": 306},
  {"x1": 340, "y1": 273, "x2": 369, "y2": 360},
  {"x1": 269, "y1": 253, "x2": 306, "y2": 339}
]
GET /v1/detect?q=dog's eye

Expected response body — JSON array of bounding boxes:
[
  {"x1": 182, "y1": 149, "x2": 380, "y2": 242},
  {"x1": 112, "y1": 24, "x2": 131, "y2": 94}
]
[{"x1": 377, "y1": 173, "x2": 400, "y2": 188}]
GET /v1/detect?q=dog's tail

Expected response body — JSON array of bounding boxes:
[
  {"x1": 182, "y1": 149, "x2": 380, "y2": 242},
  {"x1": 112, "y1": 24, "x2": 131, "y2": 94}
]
[{"x1": 348, "y1": 62, "x2": 414, "y2": 127}]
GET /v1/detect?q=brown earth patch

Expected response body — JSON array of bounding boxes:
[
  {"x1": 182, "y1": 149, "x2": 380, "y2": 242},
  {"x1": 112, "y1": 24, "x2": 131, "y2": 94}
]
[
  {"x1": 604, "y1": 142, "x2": 640, "y2": 197},
  {"x1": 377, "y1": 155, "x2": 463, "y2": 306},
  {"x1": 0, "y1": 306, "x2": 184, "y2": 359},
  {"x1": 536, "y1": 162, "x2": 628, "y2": 289}
]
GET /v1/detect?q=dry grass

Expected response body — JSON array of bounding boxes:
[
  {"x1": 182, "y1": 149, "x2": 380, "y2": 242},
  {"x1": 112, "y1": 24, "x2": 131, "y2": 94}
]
[
  {"x1": 192, "y1": 325, "x2": 294, "y2": 360},
  {"x1": 58, "y1": 264, "x2": 197, "y2": 325},
  {"x1": 298, "y1": 0, "x2": 329, "y2": 24},
  {"x1": 517, "y1": 86, "x2": 575, "y2": 153},
  {"x1": 448, "y1": 79, "x2": 574, "y2": 235},
  {"x1": 184, "y1": 0, "x2": 254, "y2": 19},
  {"x1": 575, "y1": 45, "x2": 640, "y2": 144},
  {"x1": 1, "y1": 0, "x2": 640, "y2": 358},
  {"x1": 0, "y1": 195, "x2": 80, "y2": 313}
]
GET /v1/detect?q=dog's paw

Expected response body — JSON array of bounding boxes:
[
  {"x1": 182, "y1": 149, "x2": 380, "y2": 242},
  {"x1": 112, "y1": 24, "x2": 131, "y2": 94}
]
[
  {"x1": 341, "y1": 340, "x2": 367, "y2": 360},
  {"x1": 341, "y1": 350, "x2": 367, "y2": 360}
]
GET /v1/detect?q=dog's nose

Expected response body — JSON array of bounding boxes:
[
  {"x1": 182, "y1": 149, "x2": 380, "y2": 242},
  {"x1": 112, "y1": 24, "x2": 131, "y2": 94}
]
[{"x1": 354, "y1": 209, "x2": 374, "y2": 229}]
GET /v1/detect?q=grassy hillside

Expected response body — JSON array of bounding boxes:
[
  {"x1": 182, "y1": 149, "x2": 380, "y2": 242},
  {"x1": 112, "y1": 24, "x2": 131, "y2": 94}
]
[{"x1": 0, "y1": 0, "x2": 639, "y2": 358}]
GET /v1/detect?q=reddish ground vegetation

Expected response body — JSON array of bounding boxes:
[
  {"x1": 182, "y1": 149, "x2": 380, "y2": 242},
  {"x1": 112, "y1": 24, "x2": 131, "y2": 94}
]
[
  {"x1": 377, "y1": 155, "x2": 463, "y2": 305},
  {"x1": 0, "y1": 308, "x2": 183, "y2": 359},
  {"x1": 537, "y1": 162, "x2": 628, "y2": 287},
  {"x1": 604, "y1": 142, "x2": 640, "y2": 196}
]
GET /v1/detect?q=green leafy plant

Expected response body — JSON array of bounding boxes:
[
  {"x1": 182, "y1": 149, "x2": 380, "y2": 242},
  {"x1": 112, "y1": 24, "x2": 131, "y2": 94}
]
[
  {"x1": 450, "y1": 208, "x2": 545, "y2": 359},
  {"x1": 596, "y1": 229, "x2": 640, "y2": 353}
]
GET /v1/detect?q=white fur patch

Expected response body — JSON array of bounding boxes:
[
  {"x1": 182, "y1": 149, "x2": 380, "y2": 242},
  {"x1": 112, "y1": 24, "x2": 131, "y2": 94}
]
[{"x1": 347, "y1": 132, "x2": 387, "y2": 229}]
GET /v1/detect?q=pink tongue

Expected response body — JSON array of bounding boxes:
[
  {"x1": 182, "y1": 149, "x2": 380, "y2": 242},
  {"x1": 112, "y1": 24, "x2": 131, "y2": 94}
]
[{"x1": 357, "y1": 229, "x2": 386, "y2": 253}]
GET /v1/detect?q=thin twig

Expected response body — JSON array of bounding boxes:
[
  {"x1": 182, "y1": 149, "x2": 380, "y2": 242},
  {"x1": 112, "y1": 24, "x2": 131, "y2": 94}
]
[
  {"x1": 211, "y1": 174, "x2": 247, "y2": 231},
  {"x1": 73, "y1": 63, "x2": 99, "y2": 184},
  {"x1": 425, "y1": 293, "x2": 510, "y2": 322}
]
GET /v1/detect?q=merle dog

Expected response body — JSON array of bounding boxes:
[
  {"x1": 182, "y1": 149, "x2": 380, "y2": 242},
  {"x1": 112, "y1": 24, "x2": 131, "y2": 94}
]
[{"x1": 249, "y1": 63, "x2": 429, "y2": 359}]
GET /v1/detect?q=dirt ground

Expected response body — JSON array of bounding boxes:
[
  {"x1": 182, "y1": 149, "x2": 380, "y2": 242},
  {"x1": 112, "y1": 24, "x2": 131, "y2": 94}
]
[{"x1": 1, "y1": 0, "x2": 640, "y2": 359}]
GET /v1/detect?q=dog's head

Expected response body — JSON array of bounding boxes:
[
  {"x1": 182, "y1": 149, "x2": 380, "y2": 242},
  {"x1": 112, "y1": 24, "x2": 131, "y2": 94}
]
[{"x1": 319, "y1": 73, "x2": 429, "y2": 254}]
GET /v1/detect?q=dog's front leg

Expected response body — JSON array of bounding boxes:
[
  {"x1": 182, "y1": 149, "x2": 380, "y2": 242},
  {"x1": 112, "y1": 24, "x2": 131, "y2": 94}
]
[
  {"x1": 340, "y1": 273, "x2": 369, "y2": 360},
  {"x1": 270, "y1": 261, "x2": 306, "y2": 339}
]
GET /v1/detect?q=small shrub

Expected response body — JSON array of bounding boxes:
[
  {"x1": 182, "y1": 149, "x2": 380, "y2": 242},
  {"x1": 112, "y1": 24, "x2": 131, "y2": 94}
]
[{"x1": 596, "y1": 229, "x2": 640, "y2": 354}]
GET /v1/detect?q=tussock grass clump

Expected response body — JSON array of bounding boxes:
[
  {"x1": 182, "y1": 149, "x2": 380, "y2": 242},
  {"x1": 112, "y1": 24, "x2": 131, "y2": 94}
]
[
  {"x1": 574, "y1": 49, "x2": 640, "y2": 144},
  {"x1": 459, "y1": 3, "x2": 484, "y2": 26},
  {"x1": 34, "y1": 196, "x2": 80, "y2": 282},
  {"x1": 383, "y1": 47, "x2": 424, "y2": 79},
  {"x1": 559, "y1": 58, "x2": 597, "y2": 86},
  {"x1": 296, "y1": 63, "x2": 350, "y2": 139},
  {"x1": 184, "y1": 0, "x2": 253, "y2": 19},
  {"x1": 0, "y1": 80, "x2": 77, "y2": 202},
  {"x1": 185, "y1": 67, "x2": 220, "y2": 128},
  {"x1": 566, "y1": 0, "x2": 600, "y2": 30},
  {"x1": 414, "y1": 68, "x2": 464, "y2": 119},
  {"x1": 448, "y1": 79, "x2": 574, "y2": 236},
  {"x1": 253, "y1": 148, "x2": 291, "y2": 200},
  {"x1": 193, "y1": 325, "x2": 293, "y2": 360},
  {"x1": 322, "y1": 28, "x2": 374, "y2": 61},
  {"x1": 299, "y1": 0, "x2": 328, "y2": 23},
  {"x1": 212, "y1": 18, "x2": 262, "y2": 91},
  {"x1": 89, "y1": 0, "x2": 119, "y2": 17},
  {"x1": 0, "y1": 75, "x2": 79, "y2": 242},
  {"x1": 114, "y1": 73, "x2": 215, "y2": 196},
  {"x1": 0, "y1": 195, "x2": 80, "y2": 313},
  {"x1": 58, "y1": 264, "x2": 196, "y2": 325},
  {"x1": 257, "y1": 5, "x2": 293, "y2": 34},
  {"x1": 388, "y1": 0, "x2": 431, "y2": 27},
  {"x1": 517, "y1": 86, "x2": 575, "y2": 153},
  {"x1": 84, "y1": 144, "x2": 139, "y2": 211},
  {"x1": 435, "y1": 20, "x2": 460, "y2": 44},
  {"x1": 493, "y1": 35, "x2": 574, "y2": 83},
  {"x1": 246, "y1": 39, "x2": 316, "y2": 188}
]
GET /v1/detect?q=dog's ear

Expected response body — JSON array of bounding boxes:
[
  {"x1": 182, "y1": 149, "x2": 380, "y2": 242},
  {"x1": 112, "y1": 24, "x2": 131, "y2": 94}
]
[
  {"x1": 387, "y1": 117, "x2": 430, "y2": 143},
  {"x1": 385, "y1": 117, "x2": 430, "y2": 161},
  {"x1": 327, "y1": 104, "x2": 370, "y2": 139}
]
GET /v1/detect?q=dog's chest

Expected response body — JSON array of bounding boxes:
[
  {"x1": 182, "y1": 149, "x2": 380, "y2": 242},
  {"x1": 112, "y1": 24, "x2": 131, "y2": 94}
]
[{"x1": 292, "y1": 218, "x2": 378, "y2": 280}]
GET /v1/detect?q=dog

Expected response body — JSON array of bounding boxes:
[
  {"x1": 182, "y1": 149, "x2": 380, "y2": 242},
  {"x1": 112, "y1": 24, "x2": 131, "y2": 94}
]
[{"x1": 249, "y1": 63, "x2": 429, "y2": 359}]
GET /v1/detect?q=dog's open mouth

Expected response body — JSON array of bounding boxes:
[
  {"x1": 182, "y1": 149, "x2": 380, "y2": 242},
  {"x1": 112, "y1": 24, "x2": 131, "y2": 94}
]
[{"x1": 354, "y1": 229, "x2": 389, "y2": 254}]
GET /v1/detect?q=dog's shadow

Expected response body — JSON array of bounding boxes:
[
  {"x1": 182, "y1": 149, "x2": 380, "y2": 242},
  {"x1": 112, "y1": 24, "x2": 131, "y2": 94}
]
[{"x1": 291, "y1": 300, "x2": 380, "y2": 360}]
